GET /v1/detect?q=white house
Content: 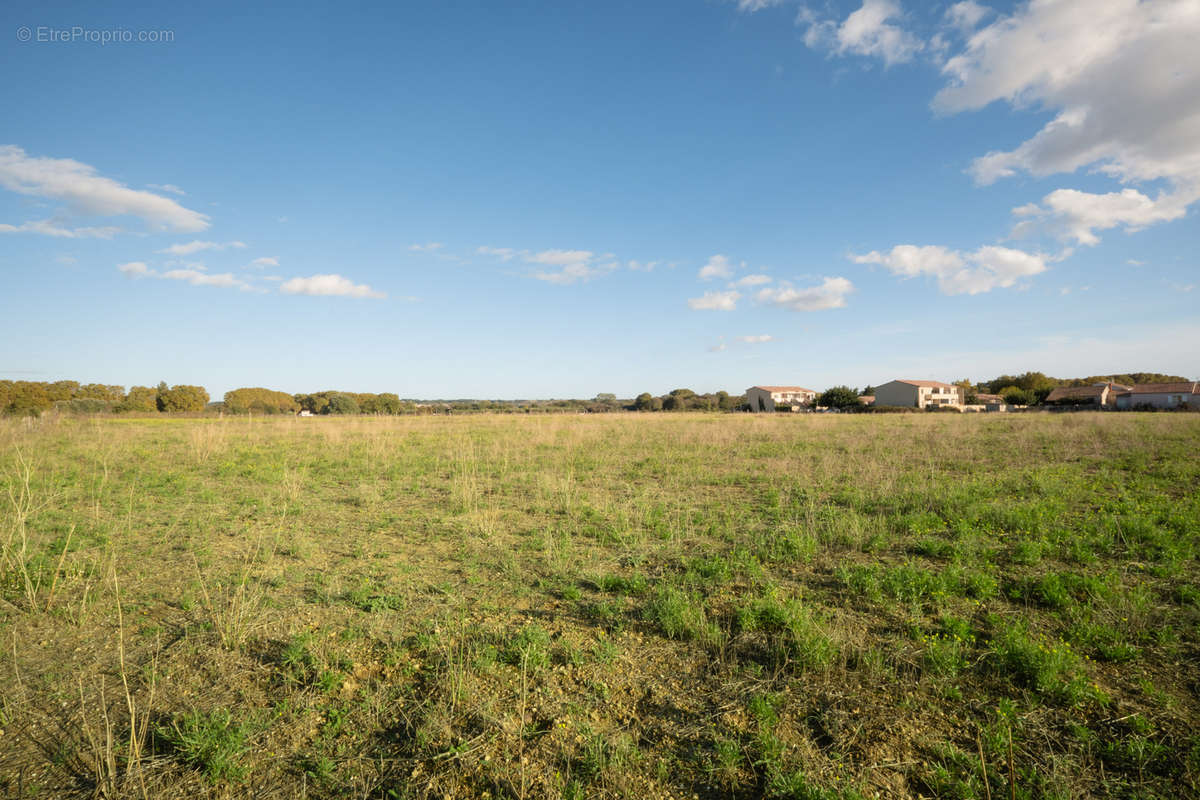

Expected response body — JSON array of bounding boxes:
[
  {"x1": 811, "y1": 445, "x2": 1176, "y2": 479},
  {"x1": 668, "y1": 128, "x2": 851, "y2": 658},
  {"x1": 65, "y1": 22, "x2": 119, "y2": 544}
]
[
  {"x1": 1115, "y1": 382, "x2": 1200, "y2": 409},
  {"x1": 873, "y1": 379, "x2": 963, "y2": 409},
  {"x1": 746, "y1": 385, "x2": 817, "y2": 412}
]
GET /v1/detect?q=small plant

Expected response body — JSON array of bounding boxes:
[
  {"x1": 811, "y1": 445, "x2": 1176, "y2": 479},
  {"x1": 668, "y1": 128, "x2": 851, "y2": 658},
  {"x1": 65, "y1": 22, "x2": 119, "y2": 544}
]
[
  {"x1": 989, "y1": 624, "x2": 1086, "y2": 702},
  {"x1": 279, "y1": 632, "x2": 318, "y2": 685},
  {"x1": 500, "y1": 625, "x2": 551, "y2": 670},
  {"x1": 158, "y1": 709, "x2": 251, "y2": 783},
  {"x1": 708, "y1": 737, "x2": 744, "y2": 788},
  {"x1": 643, "y1": 584, "x2": 723, "y2": 647},
  {"x1": 597, "y1": 572, "x2": 648, "y2": 596},
  {"x1": 737, "y1": 593, "x2": 836, "y2": 670}
]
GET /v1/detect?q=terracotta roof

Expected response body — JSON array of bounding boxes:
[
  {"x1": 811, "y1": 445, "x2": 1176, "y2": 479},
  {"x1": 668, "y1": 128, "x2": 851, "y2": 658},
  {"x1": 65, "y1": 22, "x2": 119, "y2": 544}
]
[
  {"x1": 751, "y1": 386, "x2": 816, "y2": 393},
  {"x1": 893, "y1": 379, "x2": 957, "y2": 389},
  {"x1": 975, "y1": 393, "x2": 1004, "y2": 403},
  {"x1": 1045, "y1": 385, "x2": 1108, "y2": 402},
  {"x1": 1122, "y1": 382, "x2": 1200, "y2": 395}
]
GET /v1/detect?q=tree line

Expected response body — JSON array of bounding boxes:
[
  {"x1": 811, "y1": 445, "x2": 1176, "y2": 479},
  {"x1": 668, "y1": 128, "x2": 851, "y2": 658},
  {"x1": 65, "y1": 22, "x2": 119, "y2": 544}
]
[
  {"x1": 2, "y1": 371, "x2": 1190, "y2": 417},
  {"x1": 0, "y1": 380, "x2": 209, "y2": 416}
]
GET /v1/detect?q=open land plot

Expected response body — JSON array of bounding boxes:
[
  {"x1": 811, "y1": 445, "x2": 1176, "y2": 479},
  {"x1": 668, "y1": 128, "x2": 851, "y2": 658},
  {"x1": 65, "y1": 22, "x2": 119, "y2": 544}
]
[{"x1": 1, "y1": 412, "x2": 1198, "y2": 799}]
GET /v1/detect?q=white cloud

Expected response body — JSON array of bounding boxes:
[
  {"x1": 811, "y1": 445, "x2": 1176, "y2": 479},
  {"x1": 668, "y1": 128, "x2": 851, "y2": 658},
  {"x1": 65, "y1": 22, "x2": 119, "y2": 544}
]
[
  {"x1": 279, "y1": 274, "x2": 385, "y2": 299},
  {"x1": 157, "y1": 240, "x2": 247, "y2": 256},
  {"x1": 528, "y1": 249, "x2": 594, "y2": 267},
  {"x1": 708, "y1": 341, "x2": 728, "y2": 352},
  {"x1": 116, "y1": 261, "x2": 250, "y2": 290},
  {"x1": 801, "y1": 0, "x2": 924, "y2": 67},
  {"x1": 56, "y1": 255, "x2": 78, "y2": 266},
  {"x1": 945, "y1": 1, "x2": 989, "y2": 32},
  {"x1": 161, "y1": 269, "x2": 251, "y2": 290},
  {"x1": 628, "y1": 260, "x2": 659, "y2": 271},
  {"x1": 409, "y1": 242, "x2": 443, "y2": 252},
  {"x1": 1127, "y1": 259, "x2": 1146, "y2": 267},
  {"x1": 0, "y1": 145, "x2": 210, "y2": 233},
  {"x1": 755, "y1": 276, "x2": 855, "y2": 310},
  {"x1": 248, "y1": 256, "x2": 279, "y2": 268},
  {"x1": 935, "y1": 0, "x2": 1200, "y2": 204},
  {"x1": 853, "y1": 244, "x2": 1047, "y2": 295},
  {"x1": 737, "y1": 0, "x2": 783, "y2": 11},
  {"x1": 146, "y1": 183, "x2": 186, "y2": 196},
  {"x1": 698, "y1": 254, "x2": 734, "y2": 281},
  {"x1": 0, "y1": 218, "x2": 121, "y2": 238},
  {"x1": 477, "y1": 246, "x2": 518, "y2": 261},
  {"x1": 688, "y1": 290, "x2": 741, "y2": 311},
  {"x1": 1011, "y1": 187, "x2": 1190, "y2": 246},
  {"x1": 734, "y1": 273, "x2": 773, "y2": 287},
  {"x1": 117, "y1": 261, "x2": 151, "y2": 277},
  {"x1": 526, "y1": 249, "x2": 618, "y2": 284},
  {"x1": 737, "y1": 334, "x2": 774, "y2": 343}
]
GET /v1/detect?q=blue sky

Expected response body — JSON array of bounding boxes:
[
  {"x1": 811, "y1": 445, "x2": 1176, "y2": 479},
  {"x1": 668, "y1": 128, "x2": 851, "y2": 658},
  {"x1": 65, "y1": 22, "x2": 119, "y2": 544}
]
[{"x1": 2, "y1": 0, "x2": 1197, "y2": 398}]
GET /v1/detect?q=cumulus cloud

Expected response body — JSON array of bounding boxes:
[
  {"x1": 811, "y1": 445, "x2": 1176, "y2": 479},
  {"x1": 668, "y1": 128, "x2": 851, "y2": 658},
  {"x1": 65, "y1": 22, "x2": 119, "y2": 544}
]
[
  {"x1": 698, "y1": 254, "x2": 734, "y2": 281},
  {"x1": 934, "y1": 0, "x2": 1200, "y2": 238},
  {"x1": 687, "y1": 290, "x2": 741, "y2": 311},
  {"x1": 801, "y1": 0, "x2": 924, "y2": 67},
  {"x1": 853, "y1": 244, "x2": 1047, "y2": 295},
  {"x1": 737, "y1": 334, "x2": 774, "y2": 343},
  {"x1": 409, "y1": 242, "x2": 443, "y2": 252},
  {"x1": 628, "y1": 259, "x2": 659, "y2": 271},
  {"x1": 157, "y1": 240, "x2": 247, "y2": 256},
  {"x1": 248, "y1": 256, "x2": 279, "y2": 268},
  {"x1": 279, "y1": 274, "x2": 385, "y2": 298},
  {"x1": 0, "y1": 145, "x2": 210, "y2": 233},
  {"x1": 1011, "y1": 187, "x2": 1191, "y2": 246},
  {"x1": 116, "y1": 261, "x2": 251, "y2": 290},
  {"x1": 755, "y1": 277, "x2": 855, "y2": 310},
  {"x1": 734, "y1": 273, "x2": 773, "y2": 287},
  {"x1": 146, "y1": 183, "x2": 186, "y2": 196}
]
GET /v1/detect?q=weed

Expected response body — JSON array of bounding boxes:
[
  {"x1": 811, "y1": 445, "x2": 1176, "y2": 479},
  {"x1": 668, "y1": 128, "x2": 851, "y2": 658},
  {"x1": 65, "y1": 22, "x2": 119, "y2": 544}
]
[{"x1": 157, "y1": 709, "x2": 251, "y2": 783}]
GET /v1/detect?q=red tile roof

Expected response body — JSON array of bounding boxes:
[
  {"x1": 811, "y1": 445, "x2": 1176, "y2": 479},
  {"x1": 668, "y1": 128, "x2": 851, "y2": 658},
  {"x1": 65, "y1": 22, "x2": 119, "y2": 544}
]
[
  {"x1": 752, "y1": 386, "x2": 816, "y2": 393},
  {"x1": 1045, "y1": 385, "x2": 1108, "y2": 402},
  {"x1": 1122, "y1": 382, "x2": 1200, "y2": 394}
]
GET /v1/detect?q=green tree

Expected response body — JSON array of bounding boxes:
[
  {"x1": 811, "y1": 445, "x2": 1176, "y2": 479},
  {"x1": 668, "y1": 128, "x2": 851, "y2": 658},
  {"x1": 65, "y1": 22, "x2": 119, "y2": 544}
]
[
  {"x1": 325, "y1": 393, "x2": 360, "y2": 415},
  {"x1": 224, "y1": 387, "x2": 299, "y2": 414},
  {"x1": 818, "y1": 386, "x2": 862, "y2": 410},
  {"x1": 634, "y1": 392, "x2": 656, "y2": 411},
  {"x1": 1000, "y1": 386, "x2": 1034, "y2": 406},
  {"x1": 157, "y1": 384, "x2": 209, "y2": 412},
  {"x1": 118, "y1": 386, "x2": 159, "y2": 412},
  {"x1": 76, "y1": 384, "x2": 126, "y2": 407}
]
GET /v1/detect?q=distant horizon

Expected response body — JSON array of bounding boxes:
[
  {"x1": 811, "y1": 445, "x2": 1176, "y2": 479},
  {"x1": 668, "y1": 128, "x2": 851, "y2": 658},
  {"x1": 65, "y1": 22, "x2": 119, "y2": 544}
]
[{"x1": 3, "y1": 369, "x2": 1195, "y2": 405}]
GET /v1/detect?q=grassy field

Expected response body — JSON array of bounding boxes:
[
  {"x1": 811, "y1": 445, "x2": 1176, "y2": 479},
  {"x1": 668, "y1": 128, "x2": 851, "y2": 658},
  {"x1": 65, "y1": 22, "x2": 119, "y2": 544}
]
[{"x1": 1, "y1": 412, "x2": 1198, "y2": 799}]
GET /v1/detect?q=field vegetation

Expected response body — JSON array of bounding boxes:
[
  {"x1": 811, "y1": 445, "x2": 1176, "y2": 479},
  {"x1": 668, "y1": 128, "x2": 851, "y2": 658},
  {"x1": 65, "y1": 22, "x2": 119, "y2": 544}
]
[{"x1": 1, "y1": 412, "x2": 1198, "y2": 799}]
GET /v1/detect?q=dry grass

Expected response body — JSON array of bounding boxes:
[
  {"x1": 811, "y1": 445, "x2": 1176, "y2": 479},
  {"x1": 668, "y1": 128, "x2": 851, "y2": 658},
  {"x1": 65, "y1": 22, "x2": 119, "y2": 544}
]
[{"x1": 0, "y1": 411, "x2": 1198, "y2": 799}]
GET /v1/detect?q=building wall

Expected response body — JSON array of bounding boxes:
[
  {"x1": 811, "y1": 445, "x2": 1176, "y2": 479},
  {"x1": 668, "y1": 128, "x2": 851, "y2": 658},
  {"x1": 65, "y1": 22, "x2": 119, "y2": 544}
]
[
  {"x1": 1117, "y1": 392, "x2": 1200, "y2": 409},
  {"x1": 874, "y1": 381, "x2": 920, "y2": 408}
]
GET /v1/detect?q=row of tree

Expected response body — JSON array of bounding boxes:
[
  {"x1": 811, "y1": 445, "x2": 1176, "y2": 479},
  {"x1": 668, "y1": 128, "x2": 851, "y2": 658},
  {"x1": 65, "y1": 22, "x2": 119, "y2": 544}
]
[
  {"x1": 3, "y1": 371, "x2": 1190, "y2": 417},
  {"x1": 0, "y1": 380, "x2": 208, "y2": 416}
]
